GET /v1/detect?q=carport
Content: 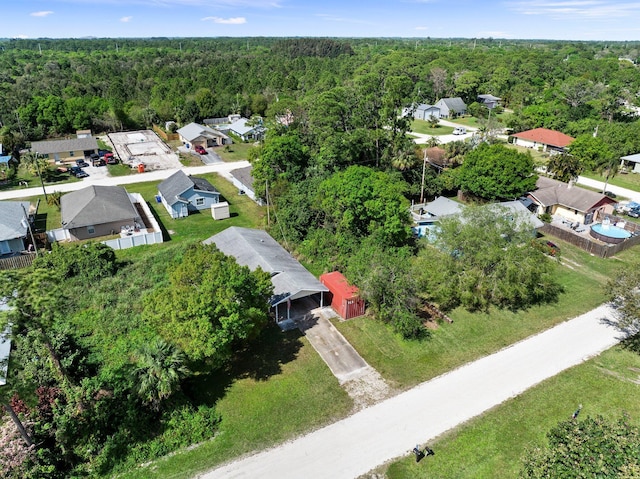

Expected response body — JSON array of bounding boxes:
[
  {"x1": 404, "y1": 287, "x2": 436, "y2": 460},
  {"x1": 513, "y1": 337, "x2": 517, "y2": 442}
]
[{"x1": 203, "y1": 227, "x2": 328, "y2": 322}]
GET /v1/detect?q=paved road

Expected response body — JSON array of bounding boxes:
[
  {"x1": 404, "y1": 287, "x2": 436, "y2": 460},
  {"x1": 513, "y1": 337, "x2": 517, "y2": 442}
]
[
  {"x1": 0, "y1": 161, "x2": 250, "y2": 201},
  {"x1": 200, "y1": 304, "x2": 623, "y2": 479},
  {"x1": 576, "y1": 176, "x2": 640, "y2": 203}
]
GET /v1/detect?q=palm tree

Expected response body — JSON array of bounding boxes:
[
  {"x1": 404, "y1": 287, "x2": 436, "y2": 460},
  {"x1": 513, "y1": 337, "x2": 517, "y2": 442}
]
[
  {"x1": 546, "y1": 153, "x2": 584, "y2": 182},
  {"x1": 133, "y1": 338, "x2": 190, "y2": 411}
]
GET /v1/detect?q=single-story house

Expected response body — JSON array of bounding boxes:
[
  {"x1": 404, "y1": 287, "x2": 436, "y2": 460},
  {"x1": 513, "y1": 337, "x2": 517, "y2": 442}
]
[
  {"x1": 0, "y1": 201, "x2": 33, "y2": 255},
  {"x1": 203, "y1": 227, "x2": 329, "y2": 322},
  {"x1": 620, "y1": 153, "x2": 640, "y2": 174},
  {"x1": 177, "y1": 122, "x2": 230, "y2": 149},
  {"x1": 477, "y1": 94, "x2": 501, "y2": 109},
  {"x1": 31, "y1": 137, "x2": 99, "y2": 163},
  {"x1": 217, "y1": 117, "x2": 265, "y2": 142},
  {"x1": 411, "y1": 196, "x2": 464, "y2": 224},
  {"x1": 527, "y1": 176, "x2": 617, "y2": 224},
  {"x1": 413, "y1": 104, "x2": 441, "y2": 121},
  {"x1": 158, "y1": 170, "x2": 220, "y2": 219},
  {"x1": 61, "y1": 185, "x2": 141, "y2": 241},
  {"x1": 434, "y1": 97, "x2": 467, "y2": 118},
  {"x1": 229, "y1": 166, "x2": 262, "y2": 205},
  {"x1": 510, "y1": 128, "x2": 574, "y2": 154}
]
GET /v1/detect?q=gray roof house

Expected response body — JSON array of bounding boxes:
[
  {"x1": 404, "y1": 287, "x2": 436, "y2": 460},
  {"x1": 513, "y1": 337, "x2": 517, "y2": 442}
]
[
  {"x1": 31, "y1": 137, "x2": 99, "y2": 162},
  {"x1": 177, "y1": 122, "x2": 230, "y2": 148},
  {"x1": 217, "y1": 117, "x2": 265, "y2": 142},
  {"x1": 229, "y1": 166, "x2": 262, "y2": 205},
  {"x1": 413, "y1": 104, "x2": 441, "y2": 121},
  {"x1": 0, "y1": 201, "x2": 32, "y2": 255},
  {"x1": 158, "y1": 170, "x2": 220, "y2": 219},
  {"x1": 620, "y1": 153, "x2": 640, "y2": 174},
  {"x1": 61, "y1": 185, "x2": 141, "y2": 241},
  {"x1": 203, "y1": 227, "x2": 329, "y2": 322},
  {"x1": 434, "y1": 97, "x2": 467, "y2": 118},
  {"x1": 477, "y1": 94, "x2": 501, "y2": 109}
]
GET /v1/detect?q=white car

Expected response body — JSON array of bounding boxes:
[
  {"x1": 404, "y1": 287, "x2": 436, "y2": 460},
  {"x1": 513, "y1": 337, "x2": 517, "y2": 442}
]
[{"x1": 452, "y1": 126, "x2": 467, "y2": 135}]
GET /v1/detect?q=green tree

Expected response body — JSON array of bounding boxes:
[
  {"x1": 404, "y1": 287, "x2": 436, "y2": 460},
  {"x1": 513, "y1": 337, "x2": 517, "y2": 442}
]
[
  {"x1": 607, "y1": 260, "x2": 640, "y2": 331},
  {"x1": 522, "y1": 415, "x2": 640, "y2": 478},
  {"x1": 133, "y1": 338, "x2": 190, "y2": 411},
  {"x1": 546, "y1": 152, "x2": 584, "y2": 182},
  {"x1": 143, "y1": 243, "x2": 273, "y2": 364},
  {"x1": 458, "y1": 144, "x2": 537, "y2": 200},
  {"x1": 567, "y1": 134, "x2": 613, "y2": 172},
  {"x1": 415, "y1": 205, "x2": 562, "y2": 312}
]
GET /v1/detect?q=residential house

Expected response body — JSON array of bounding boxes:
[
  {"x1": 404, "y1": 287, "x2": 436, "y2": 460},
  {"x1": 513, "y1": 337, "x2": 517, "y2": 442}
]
[
  {"x1": 0, "y1": 201, "x2": 33, "y2": 255},
  {"x1": 413, "y1": 104, "x2": 441, "y2": 121},
  {"x1": 434, "y1": 97, "x2": 467, "y2": 118},
  {"x1": 229, "y1": 165, "x2": 263, "y2": 205},
  {"x1": 620, "y1": 153, "x2": 640, "y2": 174},
  {"x1": 61, "y1": 185, "x2": 141, "y2": 241},
  {"x1": 157, "y1": 170, "x2": 220, "y2": 219},
  {"x1": 477, "y1": 94, "x2": 501, "y2": 109},
  {"x1": 177, "y1": 122, "x2": 230, "y2": 149},
  {"x1": 203, "y1": 227, "x2": 328, "y2": 323},
  {"x1": 510, "y1": 128, "x2": 574, "y2": 154},
  {"x1": 217, "y1": 117, "x2": 265, "y2": 142},
  {"x1": 31, "y1": 136, "x2": 99, "y2": 163},
  {"x1": 527, "y1": 176, "x2": 617, "y2": 224}
]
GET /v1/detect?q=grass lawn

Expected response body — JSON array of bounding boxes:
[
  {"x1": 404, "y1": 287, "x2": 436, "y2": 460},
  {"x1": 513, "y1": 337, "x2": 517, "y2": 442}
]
[
  {"x1": 107, "y1": 163, "x2": 134, "y2": 176},
  {"x1": 216, "y1": 143, "x2": 255, "y2": 162},
  {"x1": 380, "y1": 344, "x2": 640, "y2": 478},
  {"x1": 503, "y1": 142, "x2": 550, "y2": 163},
  {"x1": 113, "y1": 326, "x2": 352, "y2": 479},
  {"x1": 335, "y1": 238, "x2": 633, "y2": 391},
  {"x1": 410, "y1": 120, "x2": 454, "y2": 135}
]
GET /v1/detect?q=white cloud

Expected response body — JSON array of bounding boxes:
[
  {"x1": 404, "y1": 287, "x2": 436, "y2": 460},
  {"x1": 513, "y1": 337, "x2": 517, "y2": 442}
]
[
  {"x1": 30, "y1": 11, "x2": 54, "y2": 17},
  {"x1": 16, "y1": 34, "x2": 29, "y2": 39},
  {"x1": 415, "y1": 26, "x2": 428, "y2": 31},
  {"x1": 508, "y1": 0, "x2": 640, "y2": 19},
  {"x1": 120, "y1": 16, "x2": 133, "y2": 22},
  {"x1": 202, "y1": 16, "x2": 247, "y2": 24},
  {"x1": 72, "y1": 0, "x2": 282, "y2": 7}
]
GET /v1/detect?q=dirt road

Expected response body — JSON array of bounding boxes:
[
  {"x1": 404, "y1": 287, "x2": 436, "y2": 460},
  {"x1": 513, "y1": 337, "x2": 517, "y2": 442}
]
[{"x1": 199, "y1": 304, "x2": 622, "y2": 479}]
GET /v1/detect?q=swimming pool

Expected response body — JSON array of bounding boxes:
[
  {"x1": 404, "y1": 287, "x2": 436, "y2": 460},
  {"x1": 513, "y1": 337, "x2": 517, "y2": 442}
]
[{"x1": 590, "y1": 222, "x2": 631, "y2": 244}]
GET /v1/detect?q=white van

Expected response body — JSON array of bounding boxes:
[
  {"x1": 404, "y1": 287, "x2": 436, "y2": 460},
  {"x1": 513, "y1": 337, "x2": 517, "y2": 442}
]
[{"x1": 452, "y1": 126, "x2": 467, "y2": 135}]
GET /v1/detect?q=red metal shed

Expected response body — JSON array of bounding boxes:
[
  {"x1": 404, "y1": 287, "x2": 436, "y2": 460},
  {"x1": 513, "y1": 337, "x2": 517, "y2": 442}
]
[{"x1": 320, "y1": 271, "x2": 365, "y2": 320}]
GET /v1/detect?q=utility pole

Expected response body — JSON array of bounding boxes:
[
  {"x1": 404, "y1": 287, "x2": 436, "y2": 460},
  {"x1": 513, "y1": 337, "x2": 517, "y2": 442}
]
[
  {"x1": 265, "y1": 180, "x2": 270, "y2": 225},
  {"x1": 420, "y1": 148, "x2": 427, "y2": 204},
  {"x1": 21, "y1": 202, "x2": 38, "y2": 257},
  {"x1": 32, "y1": 151, "x2": 48, "y2": 203}
]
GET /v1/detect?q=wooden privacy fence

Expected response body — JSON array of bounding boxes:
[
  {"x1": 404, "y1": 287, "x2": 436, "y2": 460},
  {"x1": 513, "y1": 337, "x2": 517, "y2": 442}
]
[
  {"x1": 540, "y1": 223, "x2": 640, "y2": 258},
  {"x1": 0, "y1": 253, "x2": 36, "y2": 270},
  {"x1": 152, "y1": 125, "x2": 179, "y2": 142}
]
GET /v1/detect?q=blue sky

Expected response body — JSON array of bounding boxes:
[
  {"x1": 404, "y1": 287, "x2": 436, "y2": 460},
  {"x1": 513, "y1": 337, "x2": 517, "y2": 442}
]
[{"x1": 4, "y1": 0, "x2": 640, "y2": 41}]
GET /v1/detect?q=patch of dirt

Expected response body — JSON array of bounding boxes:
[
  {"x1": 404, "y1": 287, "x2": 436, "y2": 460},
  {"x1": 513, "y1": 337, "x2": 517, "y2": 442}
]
[{"x1": 342, "y1": 366, "x2": 393, "y2": 411}]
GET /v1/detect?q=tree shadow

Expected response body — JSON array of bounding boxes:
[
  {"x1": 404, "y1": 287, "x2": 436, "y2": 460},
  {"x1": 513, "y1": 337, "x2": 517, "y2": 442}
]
[
  {"x1": 620, "y1": 331, "x2": 640, "y2": 354},
  {"x1": 184, "y1": 322, "x2": 305, "y2": 406},
  {"x1": 145, "y1": 202, "x2": 172, "y2": 242}
]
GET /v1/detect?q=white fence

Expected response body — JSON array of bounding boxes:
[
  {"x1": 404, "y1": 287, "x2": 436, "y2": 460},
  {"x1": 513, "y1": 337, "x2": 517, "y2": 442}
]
[{"x1": 46, "y1": 193, "x2": 164, "y2": 251}]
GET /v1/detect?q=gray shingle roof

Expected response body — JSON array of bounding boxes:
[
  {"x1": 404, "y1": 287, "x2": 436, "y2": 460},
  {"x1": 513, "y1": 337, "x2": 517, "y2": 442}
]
[
  {"x1": 177, "y1": 122, "x2": 228, "y2": 142},
  {"x1": 31, "y1": 137, "x2": 98, "y2": 155},
  {"x1": 203, "y1": 227, "x2": 328, "y2": 306},
  {"x1": 0, "y1": 201, "x2": 30, "y2": 241},
  {"x1": 61, "y1": 185, "x2": 138, "y2": 229},
  {"x1": 438, "y1": 97, "x2": 467, "y2": 112},
  {"x1": 158, "y1": 170, "x2": 218, "y2": 206},
  {"x1": 231, "y1": 166, "x2": 255, "y2": 191},
  {"x1": 424, "y1": 196, "x2": 464, "y2": 217}
]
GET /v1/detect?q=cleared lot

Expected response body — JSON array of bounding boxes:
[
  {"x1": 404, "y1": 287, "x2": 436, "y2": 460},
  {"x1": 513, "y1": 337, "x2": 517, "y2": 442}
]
[{"x1": 108, "y1": 130, "x2": 182, "y2": 171}]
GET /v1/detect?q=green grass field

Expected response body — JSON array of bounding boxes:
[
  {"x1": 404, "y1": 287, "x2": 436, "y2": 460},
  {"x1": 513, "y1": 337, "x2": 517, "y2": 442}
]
[
  {"x1": 215, "y1": 143, "x2": 255, "y2": 162},
  {"x1": 410, "y1": 120, "x2": 454, "y2": 135},
  {"x1": 380, "y1": 344, "x2": 640, "y2": 478}
]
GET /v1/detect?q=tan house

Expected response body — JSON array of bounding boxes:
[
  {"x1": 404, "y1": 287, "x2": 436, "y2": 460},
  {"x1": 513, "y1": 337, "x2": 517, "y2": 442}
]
[
  {"x1": 527, "y1": 177, "x2": 617, "y2": 224},
  {"x1": 31, "y1": 137, "x2": 99, "y2": 163},
  {"x1": 61, "y1": 185, "x2": 141, "y2": 241}
]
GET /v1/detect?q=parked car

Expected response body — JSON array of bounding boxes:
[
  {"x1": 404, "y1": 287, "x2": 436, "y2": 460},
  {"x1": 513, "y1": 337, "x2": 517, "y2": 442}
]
[
  {"x1": 194, "y1": 145, "x2": 207, "y2": 155},
  {"x1": 104, "y1": 152, "x2": 118, "y2": 164},
  {"x1": 452, "y1": 126, "x2": 467, "y2": 135},
  {"x1": 604, "y1": 191, "x2": 617, "y2": 198},
  {"x1": 627, "y1": 208, "x2": 640, "y2": 218},
  {"x1": 76, "y1": 159, "x2": 89, "y2": 168}
]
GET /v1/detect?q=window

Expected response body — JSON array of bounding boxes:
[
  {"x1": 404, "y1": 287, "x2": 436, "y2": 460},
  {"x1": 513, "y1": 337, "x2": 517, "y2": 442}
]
[
  {"x1": 87, "y1": 225, "x2": 95, "y2": 235},
  {"x1": 69, "y1": 151, "x2": 74, "y2": 156},
  {"x1": 195, "y1": 198, "x2": 205, "y2": 206}
]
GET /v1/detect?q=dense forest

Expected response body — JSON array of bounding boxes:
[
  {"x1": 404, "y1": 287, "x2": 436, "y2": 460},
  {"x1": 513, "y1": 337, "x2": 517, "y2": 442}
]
[{"x1": 2, "y1": 36, "x2": 640, "y2": 478}]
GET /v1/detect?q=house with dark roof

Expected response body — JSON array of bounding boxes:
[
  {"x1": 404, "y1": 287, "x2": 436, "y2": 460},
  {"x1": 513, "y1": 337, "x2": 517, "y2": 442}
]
[
  {"x1": 158, "y1": 170, "x2": 220, "y2": 219},
  {"x1": 434, "y1": 97, "x2": 467, "y2": 118},
  {"x1": 177, "y1": 122, "x2": 230, "y2": 149},
  {"x1": 527, "y1": 176, "x2": 617, "y2": 224},
  {"x1": 0, "y1": 201, "x2": 33, "y2": 255},
  {"x1": 510, "y1": 128, "x2": 574, "y2": 154},
  {"x1": 413, "y1": 104, "x2": 441, "y2": 121},
  {"x1": 203, "y1": 227, "x2": 328, "y2": 322},
  {"x1": 61, "y1": 185, "x2": 141, "y2": 241},
  {"x1": 477, "y1": 94, "x2": 501, "y2": 109},
  {"x1": 31, "y1": 137, "x2": 99, "y2": 163}
]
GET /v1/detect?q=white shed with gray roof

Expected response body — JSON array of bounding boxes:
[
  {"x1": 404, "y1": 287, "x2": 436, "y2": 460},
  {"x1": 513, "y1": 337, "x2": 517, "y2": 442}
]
[{"x1": 203, "y1": 227, "x2": 328, "y2": 322}]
